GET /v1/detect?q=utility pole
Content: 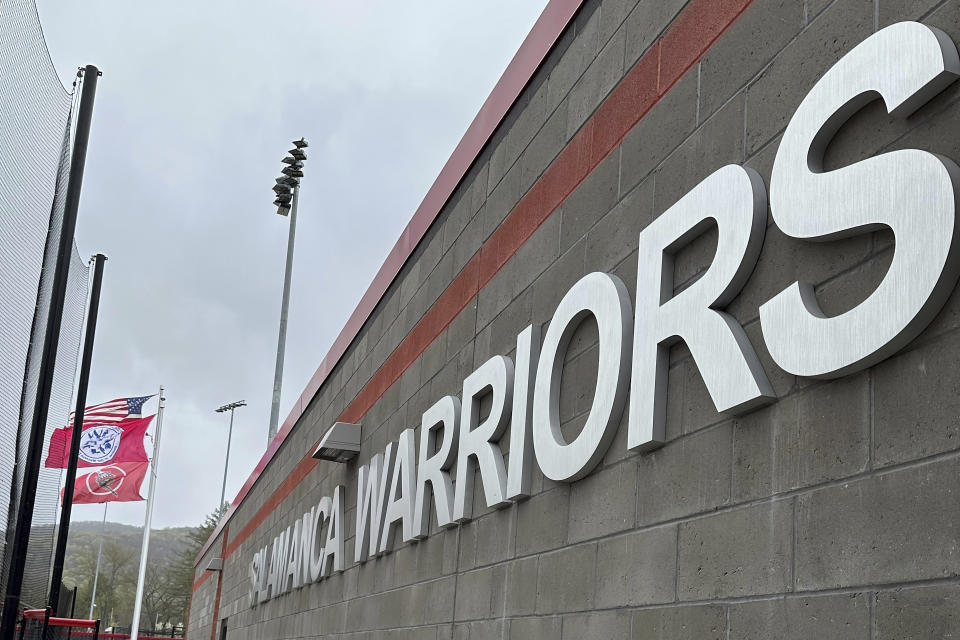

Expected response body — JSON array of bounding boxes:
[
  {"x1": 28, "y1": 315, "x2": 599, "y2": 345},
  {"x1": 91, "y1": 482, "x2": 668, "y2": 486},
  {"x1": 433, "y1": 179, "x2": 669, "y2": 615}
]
[
  {"x1": 268, "y1": 138, "x2": 307, "y2": 444},
  {"x1": 48, "y1": 253, "x2": 107, "y2": 612},
  {"x1": 0, "y1": 64, "x2": 100, "y2": 640}
]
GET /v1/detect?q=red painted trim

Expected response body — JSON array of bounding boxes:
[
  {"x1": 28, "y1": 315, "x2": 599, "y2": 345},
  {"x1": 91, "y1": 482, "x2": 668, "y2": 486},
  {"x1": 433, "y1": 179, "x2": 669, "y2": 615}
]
[
  {"x1": 195, "y1": 0, "x2": 756, "y2": 570},
  {"x1": 190, "y1": 567, "x2": 213, "y2": 593},
  {"x1": 196, "y1": 0, "x2": 586, "y2": 564},
  {"x1": 209, "y1": 529, "x2": 228, "y2": 640}
]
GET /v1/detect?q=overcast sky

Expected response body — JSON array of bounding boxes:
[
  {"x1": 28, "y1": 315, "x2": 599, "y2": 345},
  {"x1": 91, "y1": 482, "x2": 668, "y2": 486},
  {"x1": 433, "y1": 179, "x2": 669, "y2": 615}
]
[{"x1": 38, "y1": 1, "x2": 550, "y2": 529}]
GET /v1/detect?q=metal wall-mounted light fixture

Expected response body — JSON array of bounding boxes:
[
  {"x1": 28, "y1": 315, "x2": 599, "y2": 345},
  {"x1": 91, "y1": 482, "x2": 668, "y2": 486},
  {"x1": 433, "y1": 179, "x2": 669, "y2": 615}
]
[{"x1": 312, "y1": 422, "x2": 361, "y2": 462}]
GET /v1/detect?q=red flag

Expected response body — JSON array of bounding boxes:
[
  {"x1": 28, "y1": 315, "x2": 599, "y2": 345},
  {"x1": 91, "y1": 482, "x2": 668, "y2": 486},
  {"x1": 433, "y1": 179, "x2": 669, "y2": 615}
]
[
  {"x1": 45, "y1": 415, "x2": 152, "y2": 469},
  {"x1": 66, "y1": 462, "x2": 148, "y2": 504}
]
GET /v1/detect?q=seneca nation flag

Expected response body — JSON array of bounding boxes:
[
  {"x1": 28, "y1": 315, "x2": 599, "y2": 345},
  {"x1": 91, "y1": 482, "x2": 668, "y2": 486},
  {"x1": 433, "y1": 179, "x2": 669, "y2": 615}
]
[{"x1": 44, "y1": 414, "x2": 152, "y2": 469}]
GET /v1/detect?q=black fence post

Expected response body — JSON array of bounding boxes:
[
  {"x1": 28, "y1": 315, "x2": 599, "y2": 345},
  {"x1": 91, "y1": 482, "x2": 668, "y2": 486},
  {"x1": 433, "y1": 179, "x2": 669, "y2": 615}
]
[
  {"x1": 0, "y1": 65, "x2": 100, "y2": 640},
  {"x1": 47, "y1": 253, "x2": 107, "y2": 611}
]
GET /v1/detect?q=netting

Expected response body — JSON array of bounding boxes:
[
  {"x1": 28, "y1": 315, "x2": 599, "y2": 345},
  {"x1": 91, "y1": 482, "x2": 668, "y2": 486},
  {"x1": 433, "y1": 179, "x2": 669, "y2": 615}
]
[{"x1": 0, "y1": 0, "x2": 88, "y2": 611}]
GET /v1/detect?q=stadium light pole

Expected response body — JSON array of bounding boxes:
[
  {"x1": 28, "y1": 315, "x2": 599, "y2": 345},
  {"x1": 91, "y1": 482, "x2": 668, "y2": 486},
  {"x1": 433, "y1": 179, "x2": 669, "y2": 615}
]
[
  {"x1": 215, "y1": 400, "x2": 245, "y2": 516},
  {"x1": 267, "y1": 138, "x2": 307, "y2": 446}
]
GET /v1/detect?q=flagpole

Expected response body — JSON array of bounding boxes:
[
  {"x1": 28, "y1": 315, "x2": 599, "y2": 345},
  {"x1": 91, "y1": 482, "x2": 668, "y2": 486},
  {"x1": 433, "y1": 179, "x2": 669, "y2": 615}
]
[
  {"x1": 88, "y1": 503, "x2": 107, "y2": 619},
  {"x1": 129, "y1": 387, "x2": 164, "y2": 640}
]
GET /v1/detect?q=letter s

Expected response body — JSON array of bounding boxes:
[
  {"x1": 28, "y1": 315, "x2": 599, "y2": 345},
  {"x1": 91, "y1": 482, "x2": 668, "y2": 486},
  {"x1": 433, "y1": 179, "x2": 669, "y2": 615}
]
[{"x1": 761, "y1": 22, "x2": 960, "y2": 377}]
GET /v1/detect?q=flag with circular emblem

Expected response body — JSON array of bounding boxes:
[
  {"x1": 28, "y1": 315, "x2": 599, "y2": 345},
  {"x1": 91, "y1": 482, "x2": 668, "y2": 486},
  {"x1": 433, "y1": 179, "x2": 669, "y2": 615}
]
[
  {"x1": 65, "y1": 462, "x2": 148, "y2": 504},
  {"x1": 44, "y1": 415, "x2": 152, "y2": 469}
]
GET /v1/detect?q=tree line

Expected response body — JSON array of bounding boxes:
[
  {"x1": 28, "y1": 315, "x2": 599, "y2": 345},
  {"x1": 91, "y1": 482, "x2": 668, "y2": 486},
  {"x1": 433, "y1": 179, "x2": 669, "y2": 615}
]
[{"x1": 62, "y1": 508, "x2": 221, "y2": 632}]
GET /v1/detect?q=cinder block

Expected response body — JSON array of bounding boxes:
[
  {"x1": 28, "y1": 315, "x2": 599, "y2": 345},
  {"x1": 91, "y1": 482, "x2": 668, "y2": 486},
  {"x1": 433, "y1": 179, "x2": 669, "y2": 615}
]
[
  {"x1": 503, "y1": 556, "x2": 539, "y2": 616},
  {"x1": 520, "y1": 99, "x2": 570, "y2": 195},
  {"x1": 745, "y1": 0, "x2": 874, "y2": 154},
  {"x1": 560, "y1": 152, "x2": 620, "y2": 252},
  {"x1": 536, "y1": 543, "x2": 597, "y2": 613},
  {"x1": 879, "y1": 0, "x2": 943, "y2": 26},
  {"x1": 546, "y1": 6, "x2": 601, "y2": 112},
  {"x1": 477, "y1": 212, "x2": 560, "y2": 328},
  {"x1": 421, "y1": 576, "x2": 456, "y2": 625},
  {"x1": 474, "y1": 294, "x2": 530, "y2": 365},
  {"x1": 873, "y1": 332, "x2": 960, "y2": 467},
  {"x1": 630, "y1": 605, "x2": 726, "y2": 640},
  {"x1": 623, "y1": 0, "x2": 687, "y2": 68},
  {"x1": 875, "y1": 584, "x2": 960, "y2": 640},
  {"x1": 420, "y1": 335, "x2": 447, "y2": 387},
  {"x1": 484, "y1": 162, "x2": 521, "y2": 238},
  {"x1": 595, "y1": 524, "x2": 676, "y2": 608},
  {"x1": 517, "y1": 487, "x2": 571, "y2": 555},
  {"x1": 451, "y1": 210, "x2": 485, "y2": 278},
  {"x1": 509, "y1": 616, "x2": 562, "y2": 640},
  {"x1": 453, "y1": 566, "x2": 496, "y2": 621},
  {"x1": 562, "y1": 610, "x2": 631, "y2": 639},
  {"x1": 585, "y1": 175, "x2": 654, "y2": 272},
  {"x1": 728, "y1": 593, "x2": 870, "y2": 640},
  {"x1": 796, "y1": 456, "x2": 960, "y2": 589},
  {"x1": 732, "y1": 373, "x2": 870, "y2": 501},
  {"x1": 678, "y1": 499, "x2": 792, "y2": 599},
  {"x1": 698, "y1": 0, "x2": 804, "y2": 121},
  {"x1": 457, "y1": 620, "x2": 507, "y2": 640},
  {"x1": 568, "y1": 460, "x2": 637, "y2": 542},
  {"x1": 488, "y1": 82, "x2": 549, "y2": 192},
  {"x1": 559, "y1": 346, "x2": 599, "y2": 424},
  {"x1": 566, "y1": 26, "x2": 626, "y2": 139},
  {"x1": 637, "y1": 422, "x2": 732, "y2": 526},
  {"x1": 475, "y1": 505, "x2": 517, "y2": 566},
  {"x1": 458, "y1": 517, "x2": 478, "y2": 572},
  {"x1": 599, "y1": 0, "x2": 637, "y2": 43},
  {"x1": 619, "y1": 70, "x2": 698, "y2": 196},
  {"x1": 653, "y1": 91, "x2": 745, "y2": 215},
  {"x1": 530, "y1": 238, "x2": 587, "y2": 330}
]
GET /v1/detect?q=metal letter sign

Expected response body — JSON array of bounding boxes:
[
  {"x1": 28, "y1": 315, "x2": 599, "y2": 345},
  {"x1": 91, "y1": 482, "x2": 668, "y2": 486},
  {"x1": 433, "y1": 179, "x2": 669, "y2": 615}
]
[
  {"x1": 762, "y1": 22, "x2": 960, "y2": 377},
  {"x1": 630, "y1": 165, "x2": 773, "y2": 452},
  {"x1": 250, "y1": 23, "x2": 960, "y2": 608},
  {"x1": 413, "y1": 396, "x2": 460, "y2": 538},
  {"x1": 532, "y1": 272, "x2": 632, "y2": 482},
  {"x1": 454, "y1": 355, "x2": 514, "y2": 520}
]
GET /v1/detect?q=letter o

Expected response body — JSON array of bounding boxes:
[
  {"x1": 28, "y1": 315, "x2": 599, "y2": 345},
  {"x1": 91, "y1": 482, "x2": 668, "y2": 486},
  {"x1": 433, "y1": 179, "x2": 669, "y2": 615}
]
[{"x1": 532, "y1": 272, "x2": 632, "y2": 482}]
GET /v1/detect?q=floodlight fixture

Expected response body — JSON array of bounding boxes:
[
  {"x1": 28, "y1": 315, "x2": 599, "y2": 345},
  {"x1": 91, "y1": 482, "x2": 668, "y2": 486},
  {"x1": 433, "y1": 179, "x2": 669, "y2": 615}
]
[
  {"x1": 281, "y1": 156, "x2": 297, "y2": 165},
  {"x1": 312, "y1": 422, "x2": 362, "y2": 462},
  {"x1": 293, "y1": 138, "x2": 308, "y2": 149},
  {"x1": 216, "y1": 400, "x2": 246, "y2": 413},
  {"x1": 277, "y1": 205, "x2": 290, "y2": 216},
  {"x1": 289, "y1": 148, "x2": 306, "y2": 161}
]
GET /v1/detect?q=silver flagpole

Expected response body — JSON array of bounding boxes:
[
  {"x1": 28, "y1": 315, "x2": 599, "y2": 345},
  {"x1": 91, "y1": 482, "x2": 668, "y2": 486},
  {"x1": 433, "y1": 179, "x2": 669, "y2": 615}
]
[
  {"x1": 130, "y1": 386, "x2": 164, "y2": 640},
  {"x1": 88, "y1": 502, "x2": 107, "y2": 619}
]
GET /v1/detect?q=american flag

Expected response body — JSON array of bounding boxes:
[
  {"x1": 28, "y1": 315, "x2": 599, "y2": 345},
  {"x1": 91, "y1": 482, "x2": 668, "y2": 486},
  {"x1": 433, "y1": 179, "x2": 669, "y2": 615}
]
[{"x1": 69, "y1": 395, "x2": 153, "y2": 426}]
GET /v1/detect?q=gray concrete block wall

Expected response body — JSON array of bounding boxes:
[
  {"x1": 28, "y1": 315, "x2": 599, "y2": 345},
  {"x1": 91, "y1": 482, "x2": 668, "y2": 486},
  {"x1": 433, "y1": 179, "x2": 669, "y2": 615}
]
[{"x1": 192, "y1": 0, "x2": 960, "y2": 638}]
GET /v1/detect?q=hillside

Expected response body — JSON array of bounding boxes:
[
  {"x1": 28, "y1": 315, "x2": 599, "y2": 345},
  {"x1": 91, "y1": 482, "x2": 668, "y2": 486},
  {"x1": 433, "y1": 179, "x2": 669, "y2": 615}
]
[{"x1": 59, "y1": 518, "x2": 212, "y2": 630}]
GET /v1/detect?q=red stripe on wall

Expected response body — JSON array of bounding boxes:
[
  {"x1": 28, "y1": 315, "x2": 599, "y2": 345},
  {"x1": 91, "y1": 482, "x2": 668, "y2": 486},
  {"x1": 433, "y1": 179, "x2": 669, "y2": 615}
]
[{"x1": 193, "y1": 0, "x2": 756, "y2": 585}]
